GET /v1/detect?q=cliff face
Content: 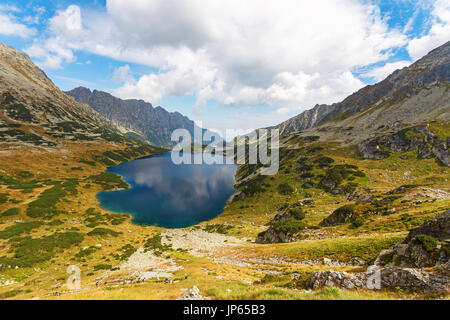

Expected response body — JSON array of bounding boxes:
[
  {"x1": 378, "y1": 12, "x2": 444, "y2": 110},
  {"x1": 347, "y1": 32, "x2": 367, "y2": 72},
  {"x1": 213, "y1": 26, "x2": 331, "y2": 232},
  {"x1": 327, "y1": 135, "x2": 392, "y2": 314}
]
[
  {"x1": 275, "y1": 104, "x2": 334, "y2": 135},
  {"x1": 67, "y1": 87, "x2": 218, "y2": 148}
]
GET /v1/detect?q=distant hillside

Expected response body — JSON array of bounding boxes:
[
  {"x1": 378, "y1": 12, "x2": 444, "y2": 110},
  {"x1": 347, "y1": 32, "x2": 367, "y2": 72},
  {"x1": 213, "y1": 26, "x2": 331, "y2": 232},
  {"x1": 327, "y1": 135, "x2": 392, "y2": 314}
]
[
  {"x1": 0, "y1": 43, "x2": 146, "y2": 149},
  {"x1": 275, "y1": 40, "x2": 450, "y2": 137},
  {"x1": 67, "y1": 87, "x2": 220, "y2": 148},
  {"x1": 275, "y1": 104, "x2": 334, "y2": 135}
]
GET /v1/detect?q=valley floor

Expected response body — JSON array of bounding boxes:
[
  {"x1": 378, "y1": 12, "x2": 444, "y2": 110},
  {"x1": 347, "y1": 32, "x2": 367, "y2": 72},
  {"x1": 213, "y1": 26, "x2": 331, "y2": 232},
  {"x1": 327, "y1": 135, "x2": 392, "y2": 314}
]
[{"x1": 0, "y1": 126, "x2": 449, "y2": 300}]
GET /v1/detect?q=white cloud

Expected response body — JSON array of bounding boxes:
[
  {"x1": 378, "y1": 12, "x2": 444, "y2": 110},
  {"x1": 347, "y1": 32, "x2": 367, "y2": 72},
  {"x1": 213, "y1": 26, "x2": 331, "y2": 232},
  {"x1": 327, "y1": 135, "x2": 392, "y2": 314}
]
[
  {"x1": 407, "y1": 0, "x2": 450, "y2": 60},
  {"x1": 49, "y1": 5, "x2": 84, "y2": 38},
  {"x1": 114, "y1": 47, "x2": 217, "y2": 105},
  {"x1": 0, "y1": 5, "x2": 20, "y2": 13},
  {"x1": 0, "y1": 6, "x2": 36, "y2": 38},
  {"x1": 277, "y1": 107, "x2": 291, "y2": 115},
  {"x1": 23, "y1": 6, "x2": 46, "y2": 25},
  {"x1": 26, "y1": 38, "x2": 76, "y2": 69},
  {"x1": 364, "y1": 60, "x2": 411, "y2": 81},
  {"x1": 113, "y1": 65, "x2": 134, "y2": 83},
  {"x1": 27, "y1": 1, "x2": 430, "y2": 116},
  {"x1": 25, "y1": 6, "x2": 84, "y2": 69},
  {"x1": 69, "y1": 0, "x2": 403, "y2": 113}
]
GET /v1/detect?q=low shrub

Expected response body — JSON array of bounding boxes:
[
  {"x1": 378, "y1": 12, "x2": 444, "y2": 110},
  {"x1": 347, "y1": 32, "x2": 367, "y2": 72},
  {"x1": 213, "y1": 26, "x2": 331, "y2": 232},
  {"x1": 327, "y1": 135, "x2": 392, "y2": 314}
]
[
  {"x1": 75, "y1": 246, "x2": 98, "y2": 259},
  {"x1": 144, "y1": 233, "x2": 171, "y2": 253},
  {"x1": 289, "y1": 208, "x2": 306, "y2": 220},
  {"x1": 314, "y1": 156, "x2": 335, "y2": 167},
  {"x1": 415, "y1": 234, "x2": 438, "y2": 252},
  {"x1": 0, "y1": 221, "x2": 43, "y2": 239},
  {"x1": 277, "y1": 183, "x2": 294, "y2": 195},
  {"x1": 113, "y1": 244, "x2": 137, "y2": 261},
  {"x1": 0, "y1": 193, "x2": 9, "y2": 204},
  {"x1": 79, "y1": 160, "x2": 96, "y2": 166},
  {"x1": 17, "y1": 171, "x2": 33, "y2": 179},
  {"x1": 94, "y1": 264, "x2": 113, "y2": 271},
  {"x1": 88, "y1": 172, "x2": 128, "y2": 191},
  {"x1": 350, "y1": 217, "x2": 365, "y2": 229},
  {"x1": 1, "y1": 207, "x2": 20, "y2": 217},
  {"x1": 87, "y1": 228, "x2": 121, "y2": 237},
  {"x1": 204, "y1": 224, "x2": 233, "y2": 234},
  {"x1": 271, "y1": 218, "x2": 306, "y2": 234},
  {"x1": 26, "y1": 183, "x2": 66, "y2": 218},
  {"x1": 0, "y1": 232, "x2": 84, "y2": 268},
  {"x1": 0, "y1": 289, "x2": 23, "y2": 299}
]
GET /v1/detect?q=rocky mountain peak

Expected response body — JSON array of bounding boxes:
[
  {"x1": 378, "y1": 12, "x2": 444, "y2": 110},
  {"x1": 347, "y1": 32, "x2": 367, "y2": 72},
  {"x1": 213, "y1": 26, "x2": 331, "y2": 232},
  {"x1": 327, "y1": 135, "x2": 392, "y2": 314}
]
[{"x1": 66, "y1": 87, "x2": 219, "y2": 147}]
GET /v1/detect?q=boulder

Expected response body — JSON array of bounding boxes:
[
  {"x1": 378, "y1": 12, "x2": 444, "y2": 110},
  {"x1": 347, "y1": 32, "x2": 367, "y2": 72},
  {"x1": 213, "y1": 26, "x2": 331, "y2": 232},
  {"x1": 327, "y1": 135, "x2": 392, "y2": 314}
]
[
  {"x1": 405, "y1": 209, "x2": 450, "y2": 242},
  {"x1": 346, "y1": 189, "x2": 374, "y2": 202},
  {"x1": 432, "y1": 140, "x2": 449, "y2": 166},
  {"x1": 306, "y1": 270, "x2": 367, "y2": 290},
  {"x1": 255, "y1": 211, "x2": 299, "y2": 244},
  {"x1": 307, "y1": 265, "x2": 450, "y2": 293},
  {"x1": 319, "y1": 205, "x2": 357, "y2": 227},
  {"x1": 373, "y1": 210, "x2": 450, "y2": 268},
  {"x1": 379, "y1": 266, "x2": 449, "y2": 293},
  {"x1": 180, "y1": 286, "x2": 205, "y2": 300},
  {"x1": 255, "y1": 227, "x2": 295, "y2": 244},
  {"x1": 308, "y1": 209, "x2": 450, "y2": 293},
  {"x1": 227, "y1": 191, "x2": 245, "y2": 203},
  {"x1": 381, "y1": 241, "x2": 443, "y2": 268}
]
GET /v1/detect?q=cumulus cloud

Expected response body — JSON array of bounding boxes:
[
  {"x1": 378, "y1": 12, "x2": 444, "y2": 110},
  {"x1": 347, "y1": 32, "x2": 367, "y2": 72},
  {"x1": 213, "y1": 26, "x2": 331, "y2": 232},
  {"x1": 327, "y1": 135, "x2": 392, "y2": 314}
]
[
  {"x1": 74, "y1": 0, "x2": 404, "y2": 112},
  {"x1": 0, "y1": 6, "x2": 36, "y2": 38},
  {"x1": 113, "y1": 65, "x2": 134, "y2": 83},
  {"x1": 24, "y1": 0, "x2": 446, "y2": 117},
  {"x1": 25, "y1": 6, "x2": 83, "y2": 69},
  {"x1": 49, "y1": 5, "x2": 83, "y2": 38},
  {"x1": 113, "y1": 47, "x2": 217, "y2": 104},
  {"x1": 23, "y1": 6, "x2": 46, "y2": 25},
  {"x1": 26, "y1": 38, "x2": 76, "y2": 69},
  {"x1": 407, "y1": 0, "x2": 450, "y2": 60},
  {"x1": 364, "y1": 60, "x2": 412, "y2": 81}
]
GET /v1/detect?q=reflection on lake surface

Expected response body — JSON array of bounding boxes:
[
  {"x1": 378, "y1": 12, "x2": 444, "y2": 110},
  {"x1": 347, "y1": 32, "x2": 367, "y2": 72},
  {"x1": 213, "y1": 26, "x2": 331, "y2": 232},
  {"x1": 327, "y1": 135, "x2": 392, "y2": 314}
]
[{"x1": 97, "y1": 153, "x2": 237, "y2": 228}]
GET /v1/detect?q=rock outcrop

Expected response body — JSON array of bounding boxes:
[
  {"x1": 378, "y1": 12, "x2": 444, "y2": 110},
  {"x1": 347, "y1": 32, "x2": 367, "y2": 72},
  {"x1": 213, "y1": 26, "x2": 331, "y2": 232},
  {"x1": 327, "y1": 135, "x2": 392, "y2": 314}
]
[
  {"x1": 405, "y1": 209, "x2": 450, "y2": 242},
  {"x1": 256, "y1": 209, "x2": 306, "y2": 244},
  {"x1": 308, "y1": 266, "x2": 449, "y2": 293},
  {"x1": 376, "y1": 210, "x2": 450, "y2": 269},
  {"x1": 307, "y1": 270, "x2": 367, "y2": 290},
  {"x1": 180, "y1": 286, "x2": 205, "y2": 300},
  {"x1": 358, "y1": 125, "x2": 449, "y2": 166},
  {"x1": 275, "y1": 104, "x2": 334, "y2": 135},
  {"x1": 256, "y1": 212, "x2": 294, "y2": 244},
  {"x1": 227, "y1": 191, "x2": 245, "y2": 204},
  {"x1": 255, "y1": 226, "x2": 296, "y2": 244},
  {"x1": 308, "y1": 209, "x2": 450, "y2": 293},
  {"x1": 319, "y1": 205, "x2": 357, "y2": 227}
]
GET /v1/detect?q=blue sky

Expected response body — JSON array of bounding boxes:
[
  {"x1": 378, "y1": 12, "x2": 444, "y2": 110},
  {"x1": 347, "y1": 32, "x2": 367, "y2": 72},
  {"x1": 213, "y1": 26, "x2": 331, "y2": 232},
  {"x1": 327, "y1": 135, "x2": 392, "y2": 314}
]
[{"x1": 0, "y1": 0, "x2": 449, "y2": 134}]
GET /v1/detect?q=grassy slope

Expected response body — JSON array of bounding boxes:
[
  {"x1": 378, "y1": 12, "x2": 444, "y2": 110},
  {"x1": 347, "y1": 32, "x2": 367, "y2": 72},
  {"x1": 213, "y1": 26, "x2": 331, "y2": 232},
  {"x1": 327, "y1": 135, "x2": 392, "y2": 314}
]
[{"x1": 0, "y1": 122, "x2": 448, "y2": 300}]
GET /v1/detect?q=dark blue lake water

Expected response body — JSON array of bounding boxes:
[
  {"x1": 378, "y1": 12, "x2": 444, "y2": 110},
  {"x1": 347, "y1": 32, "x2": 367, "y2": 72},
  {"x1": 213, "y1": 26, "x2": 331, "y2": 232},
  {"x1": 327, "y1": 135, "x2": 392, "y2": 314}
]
[{"x1": 97, "y1": 153, "x2": 237, "y2": 228}]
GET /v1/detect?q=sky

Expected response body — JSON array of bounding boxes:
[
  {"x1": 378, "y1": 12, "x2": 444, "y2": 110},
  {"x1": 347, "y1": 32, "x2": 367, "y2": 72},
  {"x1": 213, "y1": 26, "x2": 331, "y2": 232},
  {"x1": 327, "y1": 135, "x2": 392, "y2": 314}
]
[{"x1": 0, "y1": 0, "x2": 449, "y2": 135}]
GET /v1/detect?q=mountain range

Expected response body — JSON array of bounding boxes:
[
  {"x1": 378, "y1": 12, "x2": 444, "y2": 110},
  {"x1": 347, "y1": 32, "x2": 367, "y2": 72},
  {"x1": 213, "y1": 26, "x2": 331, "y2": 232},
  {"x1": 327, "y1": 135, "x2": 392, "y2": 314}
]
[
  {"x1": 0, "y1": 40, "x2": 449, "y2": 300},
  {"x1": 66, "y1": 87, "x2": 219, "y2": 148},
  {"x1": 274, "y1": 40, "x2": 450, "y2": 140},
  {"x1": 0, "y1": 43, "x2": 143, "y2": 149}
]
